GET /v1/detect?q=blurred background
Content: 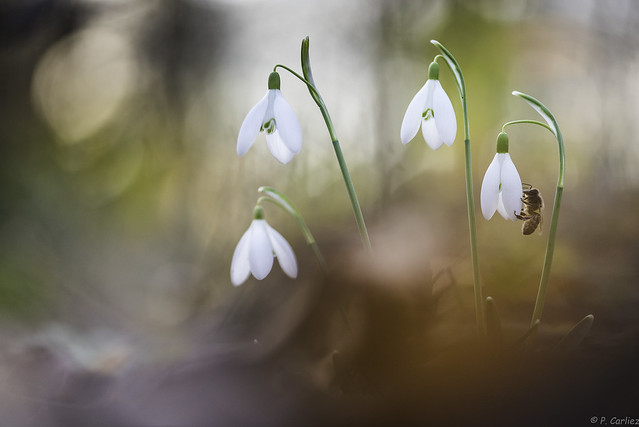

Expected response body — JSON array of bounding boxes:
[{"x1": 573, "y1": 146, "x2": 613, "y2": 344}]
[{"x1": 1, "y1": 0, "x2": 639, "y2": 425}]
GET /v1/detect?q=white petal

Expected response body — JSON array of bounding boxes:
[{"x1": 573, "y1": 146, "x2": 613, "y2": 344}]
[
  {"x1": 248, "y1": 220, "x2": 273, "y2": 280},
  {"x1": 480, "y1": 154, "x2": 501, "y2": 220},
  {"x1": 421, "y1": 117, "x2": 444, "y2": 150},
  {"x1": 432, "y1": 81, "x2": 457, "y2": 146},
  {"x1": 400, "y1": 81, "x2": 431, "y2": 144},
  {"x1": 266, "y1": 224, "x2": 297, "y2": 279},
  {"x1": 265, "y1": 130, "x2": 295, "y2": 164},
  {"x1": 237, "y1": 93, "x2": 269, "y2": 156},
  {"x1": 496, "y1": 192, "x2": 510, "y2": 220},
  {"x1": 230, "y1": 226, "x2": 252, "y2": 286},
  {"x1": 273, "y1": 90, "x2": 302, "y2": 154},
  {"x1": 499, "y1": 154, "x2": 523, "y2": 221}
]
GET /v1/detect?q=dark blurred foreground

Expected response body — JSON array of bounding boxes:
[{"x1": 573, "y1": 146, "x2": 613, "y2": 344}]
[
  {"x1": 2, "y1": 264, "x2": 639, "y2": 427},
  {"x1": 2, "y1": 252, "x2": 639, "y2": 427}
]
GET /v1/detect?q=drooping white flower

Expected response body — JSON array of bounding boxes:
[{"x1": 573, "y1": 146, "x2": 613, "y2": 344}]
[
  {"x1": 400, "y1": 62, "x2": 457, "y2": 149},
  {"x1": 480, "y1": 132, "x2": 523, "y2": 221},
  {"x1": 230, "y1": 206, "x2": 297, "y2": 286},
  {"x1": 237, "y1": 72, "x2": 302, "y2": 164}
]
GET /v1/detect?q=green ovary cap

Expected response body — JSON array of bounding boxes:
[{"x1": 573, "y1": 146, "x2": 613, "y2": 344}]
[
  {"x1": 496, "y1": 132, "x2": 509, "y2": 153},
  {"x1": 268, "y1": 72, "x2": 281, "y2": 90},
  {"x1": 428, "y1": 62, "x2": 439, "y2": 80},
  {"x1": 253, "y1": 205, "x2": 265, "y2": 220}
]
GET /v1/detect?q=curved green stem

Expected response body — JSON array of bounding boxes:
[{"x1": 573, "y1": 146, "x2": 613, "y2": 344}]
[
  {"x1": 273, "y1": 64, "x2": 324, "y2": 106},
  {"x1": 257, "y1": 187, "x2": 327, "y2": 273},
  {"x1": 299, "y1": 36, "x2": 372, "y2": 253},
  {"x1": 502, "y1": 120, "x2": 554, "y2": 135},
  {"x1": 432, "y1": 40, "x2": 483, "y2": 336},
  {"x1": 511, "y1": 91, "x2": 565, "y2": 327}
]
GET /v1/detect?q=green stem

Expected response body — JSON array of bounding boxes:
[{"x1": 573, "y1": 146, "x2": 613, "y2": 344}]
[
  {"x1": 533, "y1": 186, "x2": 563, "y2": 325},
  {"x1": 511, "y1": 92, "x2": 565, "y2": 327},
  {"x1": 432, "y1": 40, "x2": 483, "y2": 336},
  {"x1": 298, "y1": 36, "x2": 372, "y2": 253},
  {"x1": 273, "y1": 64, "x2": 323, "y2": 105},
  {"x1": 331, "y1": 139, "x2": 371, "y2": 252},
  {"x1": 257, "y1": 188, "x2": 327, "y2": 273},
  {"x1": 502, "y1": 120, "x2": 554, "y2": 134},
  {"x1": 465, "y1": 137, "x2": 483, "y2": 336}
]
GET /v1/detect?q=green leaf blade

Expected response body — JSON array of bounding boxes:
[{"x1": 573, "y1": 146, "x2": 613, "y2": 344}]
[
  {"x1": 512, "y1": 91, "x2": 558, "y2": 137},
  {"x1": 555, "y1": 314, "x2": 594, "y2": 353},
  {"x1": 430, "y1": 40, "x2": 464, "y2": 99}
]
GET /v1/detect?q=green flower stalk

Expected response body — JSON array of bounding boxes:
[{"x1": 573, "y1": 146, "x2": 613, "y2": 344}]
[
  {"x1": 299, "y1": 37, "x2": 371, "y2": 253},
  {"x1": 257, "y1": 186, "x2": 327, "y2": 272},
  {"x1": 508, "y1": 91, "x2": 565, "y2": 327},
  {"x1": 271, "y1": 37, "x2": 372, "y2": 253},
  {"x1": 430, "y1": 40, "x2": 484, "y2": 335}
]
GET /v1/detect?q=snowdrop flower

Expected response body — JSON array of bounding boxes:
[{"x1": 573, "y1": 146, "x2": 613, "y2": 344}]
[
  {"x1": 237, "y1": 72, "x2": 302, "y2": 164},
  {"x1": 480, "y1": 132, "x2": 523, "y2": 221},
  {"x1": 400, "y1": 62, "x2": 457, "y2": 149},
  {"x1": 230, "y1": 205, "x2": 298, "y2": 286}
]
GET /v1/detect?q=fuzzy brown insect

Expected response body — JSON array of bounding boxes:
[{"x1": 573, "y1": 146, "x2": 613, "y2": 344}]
[{"x1": 515, "y1": 183, "x2": 544, "y2": 235}]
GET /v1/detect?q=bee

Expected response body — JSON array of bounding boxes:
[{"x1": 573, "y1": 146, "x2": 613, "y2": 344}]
[{"x1": 515, "y1": 183, "x2": 544, "y2": 235}]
